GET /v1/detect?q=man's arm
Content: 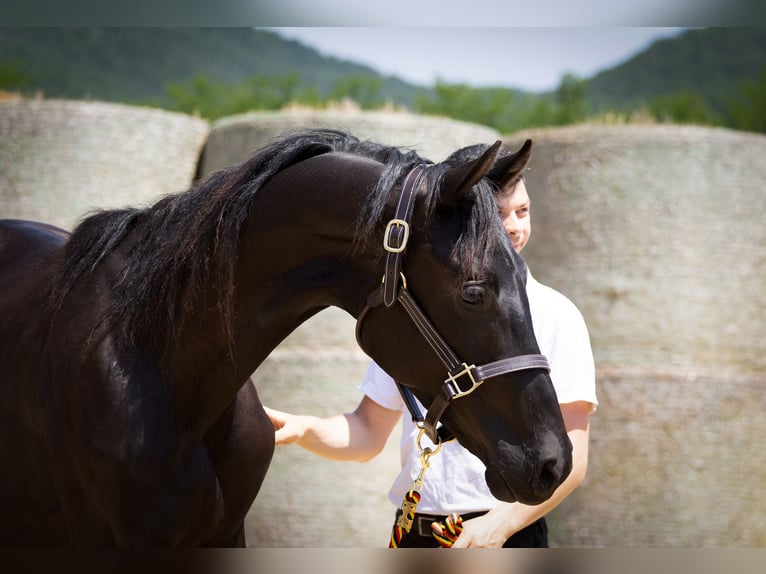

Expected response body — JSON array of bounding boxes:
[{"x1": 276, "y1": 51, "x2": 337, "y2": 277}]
[{"x1": 265, "y1": 395, "x2": 402, "y2": 462}]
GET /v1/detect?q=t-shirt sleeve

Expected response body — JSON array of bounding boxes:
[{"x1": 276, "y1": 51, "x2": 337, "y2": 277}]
[
  {"x1": 359, "y1": 360, "x2": 405, "y2": 412},
  {"x1": 544, "y1": 294, "x2": 598, "y2": 410}
]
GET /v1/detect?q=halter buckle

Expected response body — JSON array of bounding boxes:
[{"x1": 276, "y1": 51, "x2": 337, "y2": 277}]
[
  {"x1": 444, "y1": 363, "x2": 482, "y2": 399},
  {"x1": 383, "y1": 219, "x2": 410, "y2": 253}
]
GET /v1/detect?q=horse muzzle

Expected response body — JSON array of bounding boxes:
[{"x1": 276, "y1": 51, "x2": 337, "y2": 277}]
[{"x1": 486, "y1": 433, "x2": 573, "y2": 505}]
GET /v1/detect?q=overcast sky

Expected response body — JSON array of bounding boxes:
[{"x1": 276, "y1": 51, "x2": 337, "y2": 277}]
[{"x1": 267, "y1": 27, "x2": 687, "y2": 92}]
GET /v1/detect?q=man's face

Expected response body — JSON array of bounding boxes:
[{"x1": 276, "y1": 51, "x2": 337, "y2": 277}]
[{"x1": 497, "y1": 179, "x2": 531, "y2": 253}]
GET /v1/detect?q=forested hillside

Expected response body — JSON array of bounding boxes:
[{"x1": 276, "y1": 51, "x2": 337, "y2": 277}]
[
  {"x1": 0, "y1": 28, "x2": 424, "y2": 106},
  {"x1": 586, "y1": 28, "x2": 766, "y2": 120},
  {"x1": 1, "y1": 27, "x2": 765, "y2": 133}
]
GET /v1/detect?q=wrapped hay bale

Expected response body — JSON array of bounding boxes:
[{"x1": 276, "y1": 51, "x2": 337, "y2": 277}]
[
  {"x1": 0, "y1": 99, "x2": 209, "y2": 231},
  {"x1": 198, "y1": 107, "x2": 500, "y2": 177},
  {"x1": 509, "y1": 124, "x2": 766, "y2": 546}
]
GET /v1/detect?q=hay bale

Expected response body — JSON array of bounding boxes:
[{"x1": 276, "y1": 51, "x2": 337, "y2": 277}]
[
  {"x1": 509, "y1": 124, "x2": 766, "y2": 546},
  {"x1": 0, "y1": 99, "x2": 209, "y2": 231},
  {"x1": 197, "y1": 107, "x2": 500, "y2": 176}
]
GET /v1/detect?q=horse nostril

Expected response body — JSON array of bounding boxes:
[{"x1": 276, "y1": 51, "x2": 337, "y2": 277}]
[{"x1": 534, "y1": 457, "x2": 560, "y2": 497}]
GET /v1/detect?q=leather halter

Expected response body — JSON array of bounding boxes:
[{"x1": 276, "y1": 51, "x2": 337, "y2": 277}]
[{"x1": 355, "y1": 164, "x2": 551, "y2": 444}]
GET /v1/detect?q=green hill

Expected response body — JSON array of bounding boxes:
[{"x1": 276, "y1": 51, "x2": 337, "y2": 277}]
[
  {"x1": 2, "y1": 27, "x2": 765, "y2": 132},
  {"x1": 0, "y1": 28, "x2": 426, "y2": 106},
  {"x1": 585, "y1": 28, "x2": 766, "y2": 119}
]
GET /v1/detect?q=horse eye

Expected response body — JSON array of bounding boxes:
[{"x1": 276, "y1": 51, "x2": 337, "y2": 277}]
[{"x1": 462, "y1": 282, "x2": 486, "y2": 306}]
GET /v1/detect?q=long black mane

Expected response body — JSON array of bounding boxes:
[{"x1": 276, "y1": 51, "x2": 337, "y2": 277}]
[{"x1": 50, "y1": 129, "x2": 504, "y2": 362}]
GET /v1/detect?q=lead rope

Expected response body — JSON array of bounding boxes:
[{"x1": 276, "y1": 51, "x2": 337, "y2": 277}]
[{"x1": 388, "y1": 430, "x2": 465, "y2": 548}]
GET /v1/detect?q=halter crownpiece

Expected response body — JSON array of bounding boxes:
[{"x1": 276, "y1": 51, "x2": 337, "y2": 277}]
[
  {"x1": 356, "y1": 164, "x2": 551, "y2": 444},
  {"x1": 382, "y1": 164, "x2": 425, "y2": 307}
]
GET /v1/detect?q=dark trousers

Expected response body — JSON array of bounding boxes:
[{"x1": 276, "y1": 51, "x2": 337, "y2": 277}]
[{"x1": 393, "y1": 510, "x2": 548, "y2": 548}]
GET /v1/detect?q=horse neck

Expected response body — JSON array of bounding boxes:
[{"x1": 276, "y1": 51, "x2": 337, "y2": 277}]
[
  {"x1": 233, "y1": 157, "x2": 382, "y2": 355},
  {"x1": 174, "y1": 156, "x2": 382, "y2": 425}
]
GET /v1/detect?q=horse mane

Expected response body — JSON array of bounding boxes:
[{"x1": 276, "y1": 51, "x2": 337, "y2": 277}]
[{"x1": 50, "y1": 128, "x2": 504, "y2": 363}]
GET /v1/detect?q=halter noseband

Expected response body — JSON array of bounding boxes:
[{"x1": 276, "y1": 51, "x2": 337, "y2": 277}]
[{"x1": 355, "y1": 164, "x2": 551, "y2": 444}]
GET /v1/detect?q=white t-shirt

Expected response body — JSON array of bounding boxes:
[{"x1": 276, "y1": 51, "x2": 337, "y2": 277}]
[{"x1": 360, "y1": 270, "x2": 598, "y2": 515}]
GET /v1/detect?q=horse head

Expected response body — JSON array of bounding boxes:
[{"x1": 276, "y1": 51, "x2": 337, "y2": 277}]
[{"x1": 355, "y1": 140, "x2": 572, "y2": 505}]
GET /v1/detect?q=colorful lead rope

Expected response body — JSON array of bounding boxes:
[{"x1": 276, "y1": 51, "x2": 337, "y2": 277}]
[
  {"x1": 389, "y1": 429, "x2": 463, "y2": 548},
  {"x1": 431, "y1": 513, "x2": 464, "y2": 547},
  {"x1": 389, "y1": 489, "x2": 422, "y2": 548}
]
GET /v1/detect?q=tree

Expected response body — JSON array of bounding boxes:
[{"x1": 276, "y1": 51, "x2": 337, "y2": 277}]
[
  {"x1": 648, "y1": 90, "x2": 716, "y2": 125},
  {"x1": 165, "y1": 73, "x2": 316, "y2": 120},
  {"x1": 0, "y1": 61, "x2": 28, "y2": 92},
  {"x1": 330, "y1": 75, "x2": 384, "y2": 109},
  {"x1": 414, "y1": 80, "x2": 515, "y2": 131},
  {"x1": 554, "y1": 73, "x2": 587, "y2": 125},
  {"x1": 728, "y1": 66, "x2": 766, "y2": 133}
]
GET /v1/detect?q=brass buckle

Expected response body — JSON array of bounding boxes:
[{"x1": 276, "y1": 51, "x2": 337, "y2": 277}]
[
  {"x1": 381, "y1": 272, "x2": 407, "y2": 290},
  {"x1": 383, "y1": 219, "x2": 410, "y2": 253},
  {"x1": 444, "y1": 363, "x2": 482, "y2": 399}
]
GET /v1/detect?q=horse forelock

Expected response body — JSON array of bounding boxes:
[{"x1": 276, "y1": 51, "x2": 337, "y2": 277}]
[{"x1": 449, "y1": 177, "x2": 509, "y2": 283}]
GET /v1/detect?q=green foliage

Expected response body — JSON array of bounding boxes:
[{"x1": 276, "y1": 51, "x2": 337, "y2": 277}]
[
  {"x1": 415, "y1": 81, "x2": 517, "y2": 131},
  {"x1": 647, "y1": 91, "x2": 717, "y2": 125},
  {"x1": 727, "y1": 66, "x2": 766, "y2": 133},
  {"x1": 330, "y1": 75, "x2": 385, "y2": 109},
  {"x1": 0, "y1": 60, "x2": 27, "y2": 90},
  {"x1": 415, "y1": 81, "x2": 513, "y2": 129},
  {"x1": 165, "y1": 73, "x2": 319, "y2": 119},
  {"x1": 553, "y1": 74, "x2": 587, "y2": 125},
  {"x1": 414, "y1": 75, "x2": 587, "y2": 132},
  {"x1": 164, "y1": 73, "x2": 392, "y2": 119}
]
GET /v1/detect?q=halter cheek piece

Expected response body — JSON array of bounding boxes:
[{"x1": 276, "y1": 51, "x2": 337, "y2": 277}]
[{"x1": 355, "y1": 164, "x2": 551, "y2": 444}]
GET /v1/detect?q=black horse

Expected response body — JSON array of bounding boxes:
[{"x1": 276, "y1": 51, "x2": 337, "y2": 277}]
[{"x1": 0, "y1": 129, "x2": 571, "y2": 546}]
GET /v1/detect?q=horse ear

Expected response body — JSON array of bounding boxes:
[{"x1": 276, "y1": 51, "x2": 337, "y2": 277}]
[
  {"x1": 439, "y1": 140, "x2": 503, "y2": 206},
  {"x1": 487, "y1": 139, "x2": 533, "y2": 191}
]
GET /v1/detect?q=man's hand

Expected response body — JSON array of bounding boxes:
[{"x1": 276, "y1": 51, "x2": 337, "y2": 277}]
[{"x1": 263, "y1": 406, "x2": 307, "y2": 445}]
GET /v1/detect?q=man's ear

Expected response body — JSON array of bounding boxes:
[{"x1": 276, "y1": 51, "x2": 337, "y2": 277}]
[{"x1": 438, "y1": 140, "x2": 502, "y2": 206}]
